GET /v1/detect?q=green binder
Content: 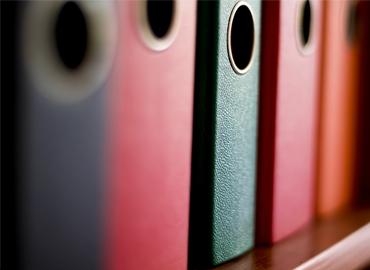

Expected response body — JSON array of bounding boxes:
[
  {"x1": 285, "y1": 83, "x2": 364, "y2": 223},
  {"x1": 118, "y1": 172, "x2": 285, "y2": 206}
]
[{"x1": 189, "y1": 0, "x2": 261, "y2": 267}]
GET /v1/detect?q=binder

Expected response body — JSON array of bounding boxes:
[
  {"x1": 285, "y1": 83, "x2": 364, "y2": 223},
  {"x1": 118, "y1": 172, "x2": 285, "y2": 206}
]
[
  {"x1": 2, "y1": 2, "x2": 20, "y2": 268},
  {"x1": 106, "y1": 1, "x2": 196, "y2": 269},
  {"x1": 189, "y1": 0, "x2": 261, "y2": 267},
  {"x1": 13, "y1": 1, "x2": 117, "y2": 269},
  {"x1": 256, "y1": 0, "x2": 322, "y2": 243},
  {"x1": 354, "y1": 1, "x2": 370, "y2": 207},
  {"x1": 316, "y1": 0, "x2": 360, "y2": 217}
]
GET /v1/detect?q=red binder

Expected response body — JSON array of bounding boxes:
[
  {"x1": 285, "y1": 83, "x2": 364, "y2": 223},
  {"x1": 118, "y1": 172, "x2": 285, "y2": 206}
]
[
  {"x1": 256, "y1": 0, "x2": 322, "y2": 243},
  {"x1": 354, "y1": 1, "x2": 370, "y2": 207},
  {"x1": 105, "y1": 1, "x2": 196, "y2": 269}
]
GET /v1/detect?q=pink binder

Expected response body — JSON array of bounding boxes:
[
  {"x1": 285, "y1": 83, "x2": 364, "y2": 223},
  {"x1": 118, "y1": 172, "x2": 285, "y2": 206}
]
[
  {"x1": 257, "y1": 0, "x2": 322, "y2": 243},
  {"x1": 105, "y1": 1, "x2": 196, "y2": 269}
]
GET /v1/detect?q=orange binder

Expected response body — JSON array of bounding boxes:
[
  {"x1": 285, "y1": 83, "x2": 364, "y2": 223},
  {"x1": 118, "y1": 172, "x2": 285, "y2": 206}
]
[{"x1": 316, "y1": 0, "x2": 361, "y2": 216}]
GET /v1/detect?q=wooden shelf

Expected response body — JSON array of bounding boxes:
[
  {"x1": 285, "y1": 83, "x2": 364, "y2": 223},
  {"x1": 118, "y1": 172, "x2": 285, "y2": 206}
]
[{"x1": 213, "y1": 208, "x2": 370, "y2": 270}]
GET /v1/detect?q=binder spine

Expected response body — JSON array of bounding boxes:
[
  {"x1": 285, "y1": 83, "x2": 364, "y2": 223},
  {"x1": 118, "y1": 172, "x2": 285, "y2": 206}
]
[{"x1": 190, "y1": 0, "x2": 261, "y2": 266}]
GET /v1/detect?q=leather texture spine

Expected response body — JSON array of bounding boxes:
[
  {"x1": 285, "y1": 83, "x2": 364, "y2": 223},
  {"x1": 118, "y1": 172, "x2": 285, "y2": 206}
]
[{"x1": 189, "y1": 0, "x2": 261, "y2": 267}]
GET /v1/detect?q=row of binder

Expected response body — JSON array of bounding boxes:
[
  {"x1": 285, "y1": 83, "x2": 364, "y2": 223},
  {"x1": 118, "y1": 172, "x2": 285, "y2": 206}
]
[{"x1": 2, "y1": 0, "x2": 370, "y2": 269}]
